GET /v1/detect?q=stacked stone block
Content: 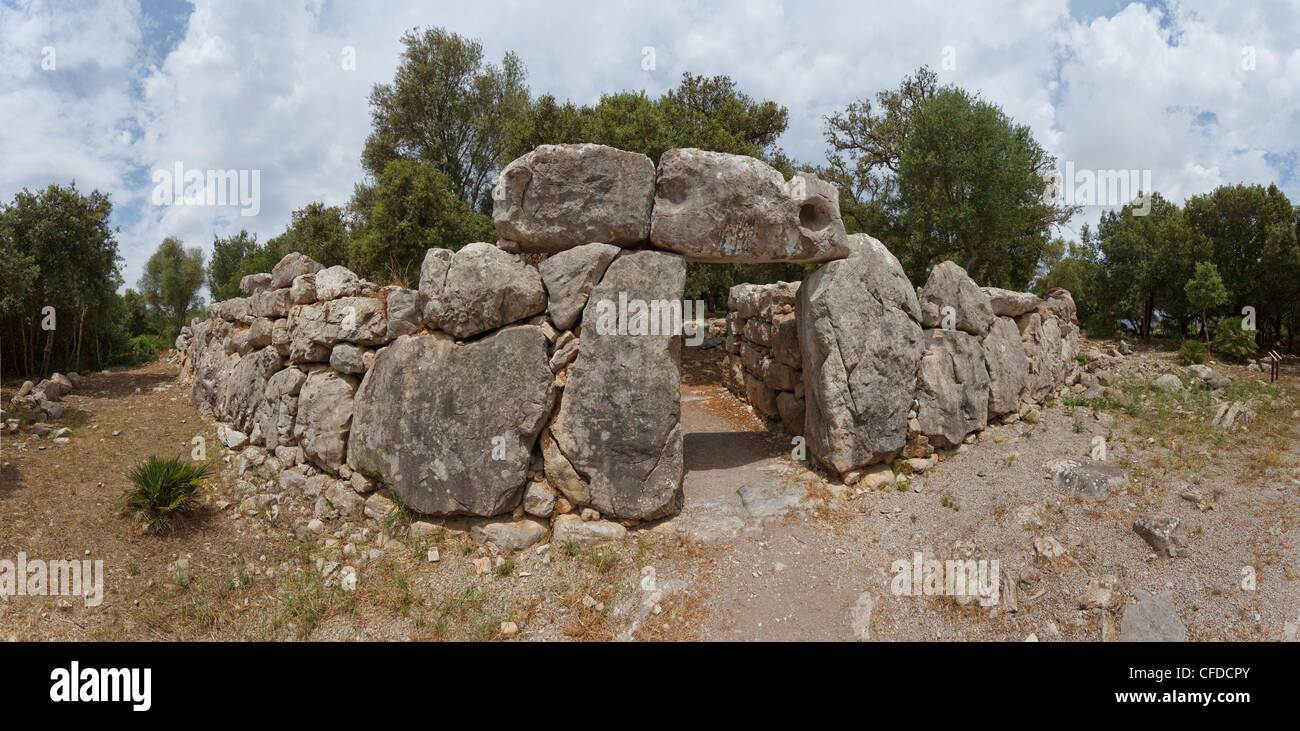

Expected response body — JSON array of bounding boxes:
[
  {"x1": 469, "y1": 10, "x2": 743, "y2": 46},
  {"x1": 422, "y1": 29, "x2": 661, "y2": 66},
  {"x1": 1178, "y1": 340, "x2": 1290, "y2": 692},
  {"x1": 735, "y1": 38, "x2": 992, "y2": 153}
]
[{"x1": 724, "y1": 281, "x2": 804, "y2": 433}]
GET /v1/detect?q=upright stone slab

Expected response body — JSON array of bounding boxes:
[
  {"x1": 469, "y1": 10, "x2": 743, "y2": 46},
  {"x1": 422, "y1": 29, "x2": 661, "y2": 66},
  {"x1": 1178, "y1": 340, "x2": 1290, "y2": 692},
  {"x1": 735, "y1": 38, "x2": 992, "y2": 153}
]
[
  {"x1": 221, "y1": 346, "x2": 282, "y2": 435},
  {"x1": 915, "y1": 329, "x2": 989, "y2": 448},
  {"x1": 551, "y1": 251, "x2": 686, "y2": 520},
  {"x1": 982, "y1": 316, "x2": 1030, "y2": 417},
  {"x1": 347, "y1": 327, "x2": 555, "y2": 516},
  {"x1": 798, "y1": 234, "x2": 923, "y2": 476},
  {"x1": 295, "y1": 369, "x2": 357, "y2": 472},
  {"x1": 493, "y1": 143, "x2": 655, "y2": 252},
  {"x1": 650, "y1": 148, "x2": 849, "y2": 263}
]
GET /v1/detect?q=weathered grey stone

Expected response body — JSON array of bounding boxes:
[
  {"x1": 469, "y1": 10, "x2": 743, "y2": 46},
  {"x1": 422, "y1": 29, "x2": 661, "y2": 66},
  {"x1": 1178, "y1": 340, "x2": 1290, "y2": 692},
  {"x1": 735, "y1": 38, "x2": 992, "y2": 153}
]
[
  {"x1": 221, "y1": 346, "x2": 282, "y2": 435},
  {"x1": 314, "y1": 265, "x2": 361, "y2": 301},
  {"x1": 385, "y1": 287, "x2": 423, "y2": 339},
  {"x1": 551, "y1": 251, "x2": 685, "y2": 520},
  {"x1": 294, "y1": 369, "x2": 357, "y2": 472},
  {"x1": 1187, "y1": 364, "x2": 1230, "y2": 389},
  {"x1": 211, "y1": 297, "x2": 250, "y2": 322},
  {"x1": 348, "y1": 327, "x2": 555, "y2": 516},
  {"x1": 728, "y1": 284, "x2": 764, "y2": 319},
  {"x1": 1043, "y1": 288, "x2": 1078, "y2": 324},
  {"x1": 289, "y1": 274, "x2": 316, "y2": 304},
  {"x1": 650, "y1": 148, "x2": 849, "y2": 263},
  {"x1": 539, "y1": 242, "x2": 620, "y2": 330},
  {"x1": 776, "y1": 392, "x2": 804, "y2": 434},
  {"x1": 522, "y1": 481, "x2": 557, "y2": 518},
  {"x1": 918, "y1": 261, "x2": 995, "y2": 336},
  {"x1": 1152, "y1": 373, "x2": 1184, "y2": 392},
  {"x1": 549, "y1": 335, "x2": 580, "y2": 373},
  {"x1": 1017, "y1": 312, "x2": 1065, "y2": 401},
  {"x1": 915, "y1": 329, "x2": 989, "y2": 448},
  {"x1": 230, "y1": 318, "x2": 274, "y2": 355},
  {"x1": 1118, "y1": 590, "x2": 1186, "y2": 642},
  {"x1": 493, "y1": 143, "x2": 655, "y2": 252},
  {"x1": 799, "y1": 234, "x2": 923, "y2": 476},
  {"x1": 1133, "y1": 513, "x2": 1189, "y2": 557},
  {"x1": 738, "y1": 483, "x2": 808, "y2": 518},
  {"x1": 982, "y1": 287, "x2": 1042, "y2": 317},
  {"x1": 769, "y1": 311, "x2": 801, "y2": 368},
  {"x1": 540, "y1": 428, "x2": 588, "y2": 505},
  {"x1": 324, "y1": 480, "x2": 365, "y2": 520},
  {"x1": 329, "y1": 344, "x2": 370, "y2": 375},
  {"x1": 744, "y1": 371, "x2": 780, "y2": 418},
  {"x1": 420, "y1": 242, "x2": 546, "y2": 339},
  {"x1": 471, "y1": 518, "x2": 549, "y2": 551},
  {"x1": 240, "y1": 273, "x2": 272, "y2": 296},
  {"x1": 551, "y1": 514, "x2": 627, "y2": 547},
  {"x1": 1043, "y1": 457, "x2": 1126, "y2": 501},
  {"x1": 287, "y1": 297, "x2": 389, "y2": 355},
  {"x1": 250, "y1": 287, "x2": 294, "y2": 318},
  {"x1": 271, "y1": 252, "x2": 323, "y2": 290},
  {"x1": 982, "y1": 316, "x2": 1030, "y2": 417},
  {"x1": 260, "y1": 366, "x2": 306, "y2": 452}
]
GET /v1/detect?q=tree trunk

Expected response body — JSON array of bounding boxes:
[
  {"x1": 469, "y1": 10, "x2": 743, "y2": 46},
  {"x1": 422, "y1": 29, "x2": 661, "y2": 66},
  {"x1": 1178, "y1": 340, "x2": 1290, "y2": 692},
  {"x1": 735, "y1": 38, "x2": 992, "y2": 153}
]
[{"x1": 39, "y1": 327, "x2": 54, "y2": 381}]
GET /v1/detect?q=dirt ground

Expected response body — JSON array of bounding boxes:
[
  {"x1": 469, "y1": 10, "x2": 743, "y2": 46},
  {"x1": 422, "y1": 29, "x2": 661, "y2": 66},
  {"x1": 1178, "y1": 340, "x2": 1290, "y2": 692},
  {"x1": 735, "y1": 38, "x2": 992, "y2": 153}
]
[{"x1": 1, "y1": 340, "x2": 1298, "y2": 641}]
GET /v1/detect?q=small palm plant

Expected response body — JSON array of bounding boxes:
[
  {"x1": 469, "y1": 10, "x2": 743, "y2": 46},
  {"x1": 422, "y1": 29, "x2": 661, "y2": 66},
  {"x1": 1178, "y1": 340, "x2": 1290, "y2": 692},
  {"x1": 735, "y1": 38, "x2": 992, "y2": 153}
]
[{"x1": 121, "y1": 456, "x2": 210, "y2": 533}]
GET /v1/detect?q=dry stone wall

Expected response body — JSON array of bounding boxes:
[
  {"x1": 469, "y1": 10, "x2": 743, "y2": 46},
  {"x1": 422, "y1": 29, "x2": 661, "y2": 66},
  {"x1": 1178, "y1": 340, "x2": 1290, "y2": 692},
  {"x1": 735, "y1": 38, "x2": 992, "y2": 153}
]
[
  {"x1": 725, "y1": 234, "x2": 1080, "y2": 483},
  {"x1": 179, "y1": 142, "x2": 851, "y2": 528},
  {"x1": 724, "y1": 281, "x2": 804, "y2": 434},
  {"x1": 177, "y1": 140, "x2": 1078, "y2": 534}
]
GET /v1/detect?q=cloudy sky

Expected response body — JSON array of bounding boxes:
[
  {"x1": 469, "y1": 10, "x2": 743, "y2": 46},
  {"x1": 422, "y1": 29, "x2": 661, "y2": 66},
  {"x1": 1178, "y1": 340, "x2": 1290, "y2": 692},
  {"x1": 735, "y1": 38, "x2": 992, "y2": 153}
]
[{"x1": 2, "y1": 0, "x2": 1298, "y2": 295}]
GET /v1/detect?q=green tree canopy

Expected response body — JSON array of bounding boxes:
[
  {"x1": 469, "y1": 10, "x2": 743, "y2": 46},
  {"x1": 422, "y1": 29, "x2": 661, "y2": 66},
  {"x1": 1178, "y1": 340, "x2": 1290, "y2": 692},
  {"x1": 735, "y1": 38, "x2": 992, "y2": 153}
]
[
  {"x1": 349, "y1": 159, "x2": 495, "y2": 284},
  {"x1": 139, "y1": 236, "x2": 206, "y2": 340},
  {"x1": 0, "y1": 182, "x2": 123, "y2": 376},
  {"x1": 1184, "y1": 260, "x2": 1229, "y2": 341},
  {"x1": 363, "y1": 26, "x2": 529, "y2": 211},
  {"x1": 894, "y1": 87, "x2": 1074, "y2": 288},
  {"x1": 208, "y1": 229, "x2": 259, "y2": 302}
]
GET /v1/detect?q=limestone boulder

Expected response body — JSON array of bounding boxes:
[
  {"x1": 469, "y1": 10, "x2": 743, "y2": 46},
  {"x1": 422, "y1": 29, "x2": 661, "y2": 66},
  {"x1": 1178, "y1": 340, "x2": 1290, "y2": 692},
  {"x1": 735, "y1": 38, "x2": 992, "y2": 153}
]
[
  {"x1": 551, "y1": 251, "x2": 685, "y2": 520},
  {"x1": 260, "y1": 366, "x2": 307, "y2": 452},
  {"x1": 420, "y1": 243, "x2": 546, "y2": 339},
  {"x1": 270, "y1": 252, "x2": 323, "y2": 290},
  {"x1": 650, "y1": 148, "x2": 849, "y2": 263},
  {"x1": 384, "y1": 287, "x2": 423, "y2": 339},
  {"x1": 915, "y1": 329, "x2": 989, "y2": 448},
  {"x1": 347, "y1": 327, "x2": 555, "y2": 516},
  {"x1": 221, "y1": 346, "x2": 282, "y2": 435},
  {"x1": 240, "y1": 273, "x2": 272, "y2": 296},
  {"x1": 314, "y1": 265, "x2": 362, "y2": 301},
  {"x1": 538, "y1": 242, "x2": 620, "y2": 330},
  {"x1": 250, "y1": 287, "x2": 294, "y2": 318},
  {"x1": 982, "y1": 316, "x2": 1030, "y2": 417},
  {"x1": 294, "y1": 369, "x2": 358, "y2": 472},
  {"x1": 493, "y1": 143, "x2": 655, "y2": 252},
  {"x1": 287, "y1": 297, "x2": 389, "y2": 360},
  {"x1": 982, "y1": 287, "x2": 1042, "y2": 317},
  {"x1": 918, "y1": 261, "x2": 994, "y2": 336},
  {"x1": 1017, "y1": 312, "x2": 1065, "y2": 401},
  {"x1": 798, "y1": 234, "x2": 923, "y2": 476}
]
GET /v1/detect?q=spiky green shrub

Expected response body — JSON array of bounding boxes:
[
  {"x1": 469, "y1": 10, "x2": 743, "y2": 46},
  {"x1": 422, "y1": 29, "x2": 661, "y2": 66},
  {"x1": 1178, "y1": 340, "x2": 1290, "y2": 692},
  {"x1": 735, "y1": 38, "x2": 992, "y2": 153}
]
[
  {"x1": 1212, "y1": 317, "x2": 1258, "y2": 363},
  {"x1": 121, "y1": 456, "x2": 209, "y2": 532},
  {"x1": 1177, "y1": 340, "x2": 1208, "y2": 365}
]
